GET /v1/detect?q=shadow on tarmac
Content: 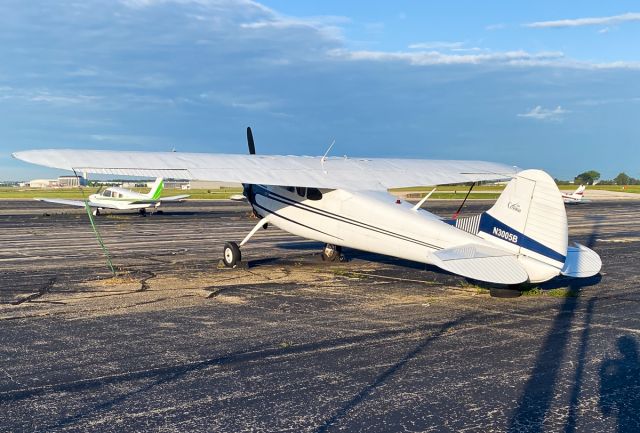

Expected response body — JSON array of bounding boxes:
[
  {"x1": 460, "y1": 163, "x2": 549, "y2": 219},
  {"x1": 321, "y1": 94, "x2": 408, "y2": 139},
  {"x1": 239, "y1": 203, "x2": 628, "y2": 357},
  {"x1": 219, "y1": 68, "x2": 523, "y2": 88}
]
[
  {"x1": 313, "y1": 314, "x2": 474, "y2": 433},
  {"x1": 599, "y1": 336, "x2": 640, "y2": 433},
  {"x1": 508, "y1": 218, "x2": 605, "y2": 432},
  {"x1": 1, "y1": 320, "x2": 467, "y2": 430}
]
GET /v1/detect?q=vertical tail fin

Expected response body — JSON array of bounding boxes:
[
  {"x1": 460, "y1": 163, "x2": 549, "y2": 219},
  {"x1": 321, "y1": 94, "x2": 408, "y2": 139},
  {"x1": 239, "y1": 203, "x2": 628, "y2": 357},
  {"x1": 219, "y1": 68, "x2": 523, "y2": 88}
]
[
  {"x1": 147, "y1": 177, "x2": 164, "y2": 200},
  {"x1": 478, "y1": 169, "x2": 568, "y2": 282},
  {"x1": 573, "y1": 184, "x2": 586, "y2": 197}
]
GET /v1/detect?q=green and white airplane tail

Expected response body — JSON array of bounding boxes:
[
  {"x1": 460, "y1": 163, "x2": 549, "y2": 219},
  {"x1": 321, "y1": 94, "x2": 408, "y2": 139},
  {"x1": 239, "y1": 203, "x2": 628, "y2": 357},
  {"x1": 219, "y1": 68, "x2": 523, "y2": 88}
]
[{"x1": 146, "y1": 177, "x2": 164, "y2": 200}]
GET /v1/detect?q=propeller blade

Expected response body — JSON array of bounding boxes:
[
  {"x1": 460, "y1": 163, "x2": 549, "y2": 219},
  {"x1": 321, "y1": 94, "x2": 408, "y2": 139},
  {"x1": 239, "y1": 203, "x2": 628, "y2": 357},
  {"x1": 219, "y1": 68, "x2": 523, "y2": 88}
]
[{"x1": 246, "y1": 127, "x2": 256, "y2": 155}]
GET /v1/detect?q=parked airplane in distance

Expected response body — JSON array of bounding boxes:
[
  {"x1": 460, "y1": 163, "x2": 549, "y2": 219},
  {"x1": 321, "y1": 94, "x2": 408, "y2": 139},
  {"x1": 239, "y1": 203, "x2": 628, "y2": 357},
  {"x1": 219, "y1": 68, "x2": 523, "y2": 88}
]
[
  {"x1": 14, "y1": 128, "x2": 601, "y2": 285},
  {"x1": 562, "y1": 185, "x2": 588, "y2": 204},
  {"x1": 35, "y1": 177, "x2": 190, "y2": 215}
]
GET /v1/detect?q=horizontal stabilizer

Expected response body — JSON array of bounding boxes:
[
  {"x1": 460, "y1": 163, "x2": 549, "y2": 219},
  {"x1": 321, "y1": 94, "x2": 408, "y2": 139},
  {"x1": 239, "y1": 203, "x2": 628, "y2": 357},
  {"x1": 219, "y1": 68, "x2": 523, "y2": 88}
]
[
  {"x1": 159, "y1": 194, "x2": 190, "y2": 202},
  {"x1": 131, "y1": 195, "x2": 190, "y2": 205},
  {"x1": 561, "y1": 243, "x2": 602, "y2": 278},
  {"x1": 431, "y1": 244, "x2": 529, "y2": 285},
  {"x1": 34, "y1": 198, "x2": 119, "y2": 209}
]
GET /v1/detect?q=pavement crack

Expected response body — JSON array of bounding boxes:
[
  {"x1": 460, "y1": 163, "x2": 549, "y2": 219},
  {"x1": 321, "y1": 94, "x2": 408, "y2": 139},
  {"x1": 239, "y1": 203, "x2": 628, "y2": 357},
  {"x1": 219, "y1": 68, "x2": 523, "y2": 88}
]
[{"x1": 11, "y1": 277, "x2": 56, "y2": 305}]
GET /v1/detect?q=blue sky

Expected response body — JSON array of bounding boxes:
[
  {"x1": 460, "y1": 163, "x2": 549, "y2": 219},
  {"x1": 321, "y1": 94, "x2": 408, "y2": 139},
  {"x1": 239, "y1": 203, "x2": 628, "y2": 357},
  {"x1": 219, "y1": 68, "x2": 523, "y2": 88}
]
[{"x1": 1, "y1": 0, "x2": 639, "y2": 180}]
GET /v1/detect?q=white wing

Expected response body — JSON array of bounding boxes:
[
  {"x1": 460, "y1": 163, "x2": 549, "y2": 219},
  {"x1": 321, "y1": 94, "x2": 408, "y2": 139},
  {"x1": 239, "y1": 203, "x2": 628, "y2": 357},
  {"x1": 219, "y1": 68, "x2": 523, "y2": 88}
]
[
  {"x1": 159, "y1": 194, "x2": 190, "y2": 202},
  {"x1": 14, "y1": 149, "x2": 518, "y2": 190},
  {"x1": 130, "y1": 194, "x2": 191, "y2": 204},
  {"x1": 34, "y1": 198, "x2": 121, "y2": 209}
]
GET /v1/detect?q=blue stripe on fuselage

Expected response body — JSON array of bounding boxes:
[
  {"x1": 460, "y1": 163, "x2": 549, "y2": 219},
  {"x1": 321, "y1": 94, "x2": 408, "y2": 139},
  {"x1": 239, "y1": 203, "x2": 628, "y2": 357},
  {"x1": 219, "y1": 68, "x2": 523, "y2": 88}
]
[{"x1": 478, "y1": 213, "x2": 566, "y2": 263}]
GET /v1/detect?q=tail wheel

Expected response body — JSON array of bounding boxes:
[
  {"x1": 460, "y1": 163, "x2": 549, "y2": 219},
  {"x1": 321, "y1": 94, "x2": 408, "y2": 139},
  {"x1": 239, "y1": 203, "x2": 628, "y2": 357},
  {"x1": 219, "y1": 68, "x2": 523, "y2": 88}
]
[
  {"x1": 223, "y1": 242, "x2": 242, "y2": 268},
  {"x1": 321, "y1": 244, "x2": 342, "y2": 262}
]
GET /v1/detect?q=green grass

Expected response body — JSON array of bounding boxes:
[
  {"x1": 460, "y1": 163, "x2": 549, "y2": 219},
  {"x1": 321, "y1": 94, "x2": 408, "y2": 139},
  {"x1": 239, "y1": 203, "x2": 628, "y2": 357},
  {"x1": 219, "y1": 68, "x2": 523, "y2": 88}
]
[
  {"x1": 391, "y1": 185, "x2": 506, "y2": 192},
  {"x1": 424, "y1": 193, "x2": 500, "y2": 200},
  {"x1": 520, "y1": 286, "x2": 579, "y2": 297},
  {"x1": 3, "y1": 183, "x2": 638, "y2": 200},
  {"x1": 0, "y1": 187, "x2": 243, "y2": 200},
  {"x1": 587, "y1": 185, "x2": 640, "y2": 194},
  {"x1": 547, "y1": 288, "x2": 579, "y2": 298},
  {"x1": 521, "y1": 287, "x2": 543, "y2": 297}
]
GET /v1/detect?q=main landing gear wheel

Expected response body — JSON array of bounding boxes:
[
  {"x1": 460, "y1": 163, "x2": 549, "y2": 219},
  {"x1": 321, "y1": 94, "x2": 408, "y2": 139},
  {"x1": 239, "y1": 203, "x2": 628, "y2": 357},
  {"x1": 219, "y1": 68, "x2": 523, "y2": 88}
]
[
  {"x1": 223, "y1": 242, "x2": 242, "y2": 268},
  {"x1": 139, "y1": 208, "x2": 147, "y2": 216},
  {"x1": 321, "y1": 244, "x2": 343, "y2": 262}
]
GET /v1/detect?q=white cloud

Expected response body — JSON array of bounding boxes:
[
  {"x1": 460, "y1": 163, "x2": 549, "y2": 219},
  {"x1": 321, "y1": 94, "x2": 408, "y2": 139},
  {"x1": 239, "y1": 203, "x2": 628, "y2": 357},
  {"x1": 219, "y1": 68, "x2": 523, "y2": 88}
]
[
  {"x1": 525, "y1": 12, "x2": 640, "y2": 28},
  {"x1": 517, "y1": 106, "x2": 569, "y2": 121},
  {"x1": 332, "y1": 47, "x2": 640, "y2": 70},
  {"x1": 331, "y1": 49, "x2": 565, "y2": 66},
  {"x1": 0, "y1": 87, "x2": 100, "y2": 105}
]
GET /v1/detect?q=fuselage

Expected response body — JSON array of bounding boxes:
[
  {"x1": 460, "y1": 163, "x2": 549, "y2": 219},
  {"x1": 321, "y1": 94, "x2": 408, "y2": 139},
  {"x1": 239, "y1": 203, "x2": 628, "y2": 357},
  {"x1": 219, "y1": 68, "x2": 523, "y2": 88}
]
[
  {"x1": 89, "y1": 187, "x2": 156, "y2": 210},
  {"x1": 251, "y1": 185, "x2": 491, "y2": 266}
]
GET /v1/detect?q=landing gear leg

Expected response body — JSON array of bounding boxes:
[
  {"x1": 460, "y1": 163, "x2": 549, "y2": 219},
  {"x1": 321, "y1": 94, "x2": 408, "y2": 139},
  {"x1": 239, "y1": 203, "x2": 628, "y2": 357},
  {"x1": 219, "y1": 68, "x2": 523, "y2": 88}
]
[
  {"x1": 92, "y1": 208, "x2": 100, "y2": 216},
  {"x1": 321, "y1": 244, "x2": 343, "y2": 262},
  {"x1": 222, "y1": 217, "x2": 269, "y2": 268},
  {"x1": 139, "y1": 208, "x2": 147, "y2": 217}
]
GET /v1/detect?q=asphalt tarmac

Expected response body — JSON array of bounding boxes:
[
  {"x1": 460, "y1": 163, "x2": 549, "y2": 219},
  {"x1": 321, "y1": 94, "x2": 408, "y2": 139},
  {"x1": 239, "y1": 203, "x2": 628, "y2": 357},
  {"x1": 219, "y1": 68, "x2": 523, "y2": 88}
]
[{"x1": 0, "y1": 199, "x2": 639, "y2": 432}]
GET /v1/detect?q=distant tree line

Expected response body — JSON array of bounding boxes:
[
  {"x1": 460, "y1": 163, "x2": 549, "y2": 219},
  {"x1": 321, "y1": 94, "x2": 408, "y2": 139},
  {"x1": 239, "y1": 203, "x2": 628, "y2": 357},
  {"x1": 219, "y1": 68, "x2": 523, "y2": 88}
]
[{"x1": 556, "y1": 170, "x2": 640, "y2": 185}]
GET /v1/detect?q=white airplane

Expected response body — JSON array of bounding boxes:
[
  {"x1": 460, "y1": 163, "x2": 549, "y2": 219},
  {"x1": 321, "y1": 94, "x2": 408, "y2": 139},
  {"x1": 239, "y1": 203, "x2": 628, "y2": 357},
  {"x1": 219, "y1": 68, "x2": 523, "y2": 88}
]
[
  {"x1": 13, "y1": 128, "x2": 601, "y2": 285},
  {"x1": 35, "y1": 177, "x2": 190, "y2": 215},
  {"x1": 562, "y1": 184, "x2": 588, "y2": 204}
]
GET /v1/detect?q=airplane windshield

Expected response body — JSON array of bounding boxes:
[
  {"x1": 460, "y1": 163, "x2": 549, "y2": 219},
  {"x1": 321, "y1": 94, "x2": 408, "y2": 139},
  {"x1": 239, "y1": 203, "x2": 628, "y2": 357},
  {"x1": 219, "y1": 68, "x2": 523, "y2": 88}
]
[{"x1": 103, "y1": 190, "x2": 111, "y2": 197}]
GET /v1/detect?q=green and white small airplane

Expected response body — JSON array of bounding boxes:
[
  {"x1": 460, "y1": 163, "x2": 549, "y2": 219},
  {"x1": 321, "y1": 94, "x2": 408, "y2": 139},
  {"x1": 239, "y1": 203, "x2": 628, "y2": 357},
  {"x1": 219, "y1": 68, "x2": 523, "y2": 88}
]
[{"x1": 36, "y1": 177, "x2": 190, "y2": 215}]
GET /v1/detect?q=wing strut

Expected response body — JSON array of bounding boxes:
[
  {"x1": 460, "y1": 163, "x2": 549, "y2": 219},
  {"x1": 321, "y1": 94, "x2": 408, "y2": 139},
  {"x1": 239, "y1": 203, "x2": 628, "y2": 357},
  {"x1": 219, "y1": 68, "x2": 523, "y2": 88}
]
[
  {"x1": 452, "y1": 182, "x2": 476, "y2": 220},
  {"x1": 412, "y1": 187, "x2": 437, "y2": 211}
]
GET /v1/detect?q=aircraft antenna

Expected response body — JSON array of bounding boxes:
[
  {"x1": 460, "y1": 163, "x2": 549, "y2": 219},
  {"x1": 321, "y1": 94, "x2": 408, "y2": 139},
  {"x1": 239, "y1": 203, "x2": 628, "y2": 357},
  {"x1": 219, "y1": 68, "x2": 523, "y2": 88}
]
[{"x1": 321, "y1": 139, "x2": 336, "y2": 172}]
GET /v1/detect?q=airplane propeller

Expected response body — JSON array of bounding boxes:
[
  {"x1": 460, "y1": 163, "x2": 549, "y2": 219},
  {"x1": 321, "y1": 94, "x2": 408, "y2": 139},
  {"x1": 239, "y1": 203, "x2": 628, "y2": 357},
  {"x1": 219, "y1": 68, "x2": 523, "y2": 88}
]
[
  {"x1": 243, "y1": 127, "x2": 257, "y2": 207},
  {"x1": 247, "y1": 127, "x2": 256, "y2": 155}
]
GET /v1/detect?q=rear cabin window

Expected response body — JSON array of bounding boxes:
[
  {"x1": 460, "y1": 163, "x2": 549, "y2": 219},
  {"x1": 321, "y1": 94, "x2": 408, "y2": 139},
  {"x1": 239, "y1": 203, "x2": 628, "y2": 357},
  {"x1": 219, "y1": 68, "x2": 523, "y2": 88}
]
[
  {"x1": 296, "y1": 187, "x2": 306, "y2": 197},
  {"x1": 285, "y1": 186, "x2": 295, "y2": 193},
  {"x1": 306, "y1": 188, "x2": 322, "y2": 201}
]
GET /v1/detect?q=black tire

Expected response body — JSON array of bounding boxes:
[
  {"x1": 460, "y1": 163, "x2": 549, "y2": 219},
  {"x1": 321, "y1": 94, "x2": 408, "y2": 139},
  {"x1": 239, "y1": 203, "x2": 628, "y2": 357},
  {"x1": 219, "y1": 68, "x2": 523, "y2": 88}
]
[
  {"x1": 139, "y1": 208, "x2": 147, "y2": 216},
  {"x1": 223, "y1": 242, "x2": 242, "y2": 267},
  {"x1": 321, "y1": 244, "x2": 342, "y2": 262}
]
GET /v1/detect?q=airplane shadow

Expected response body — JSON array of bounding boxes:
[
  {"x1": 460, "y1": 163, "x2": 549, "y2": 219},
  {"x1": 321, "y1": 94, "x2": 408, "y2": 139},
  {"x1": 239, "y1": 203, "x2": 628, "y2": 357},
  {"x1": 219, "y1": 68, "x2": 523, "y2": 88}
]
[
  {"x1": 507, "y1": 289, "x2": 583, "y2": 432},
  {"x1": 312, "y1": 313, "x2": 474, "y2": 433},
  {"x1": 539, "y1": 274, "x2": 603, "y2": 291},
  {"x1": 508, "y1": 213, "x2": 605, "y2": 432},
  {"x1": 276, "y1": 241, "x2": 325, "y2": 251},
  {"x1": 7, "y1": 320, "x2": 470, "y2": 430}
]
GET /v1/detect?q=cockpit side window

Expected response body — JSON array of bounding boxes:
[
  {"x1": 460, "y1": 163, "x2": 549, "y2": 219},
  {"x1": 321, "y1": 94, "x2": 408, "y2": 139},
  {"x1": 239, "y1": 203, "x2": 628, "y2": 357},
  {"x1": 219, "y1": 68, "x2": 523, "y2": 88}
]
[
  {"x1": 103, "y1": 190, "x2": 112, "y2": 197},
  {"x1": 296, "y1": 187, "x2": 306, "y2": 197},
  {"x1": 306, "y1": 188, "x2": 322, "y2": 201}
]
